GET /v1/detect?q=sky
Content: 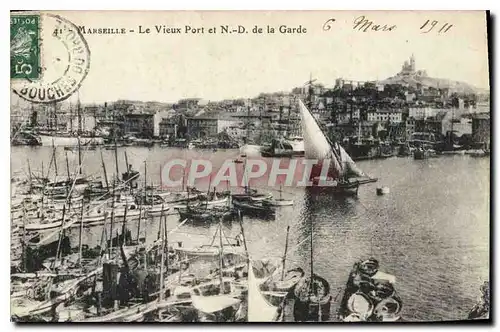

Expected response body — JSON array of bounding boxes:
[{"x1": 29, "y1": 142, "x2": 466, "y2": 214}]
[{"x1": 12, "y1": 10, "x2": 490, "y2": 104}]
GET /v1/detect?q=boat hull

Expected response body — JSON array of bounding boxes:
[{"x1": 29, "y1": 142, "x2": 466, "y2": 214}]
[
  {"x1": 40, "y1": 135, "x2": 104, "y2": 147},
  {"x1": 233, "y1": 201, "x2": 275, "y2": 219},
  {"x1": 177, "y1": 208, "x2": 235, "y2": 223},
  {"x1": 262, "y1": 199, "x2": 294, "y2": 207},
  {"x1": 293, "y1": 296, "x2": 332, "y2": 322},
  {"x1": 23, "y1": 209, "x2": 144, "y2": 231}
]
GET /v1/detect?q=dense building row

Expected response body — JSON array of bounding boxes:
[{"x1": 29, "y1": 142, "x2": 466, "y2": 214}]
[{"x1": 11, "y1": 55, "x2": 490, "y2": 147}]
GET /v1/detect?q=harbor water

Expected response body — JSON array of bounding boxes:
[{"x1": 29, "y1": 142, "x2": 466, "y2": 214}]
[{"x1": 11, "y1": 146, "x2": 490, "y2": 321}]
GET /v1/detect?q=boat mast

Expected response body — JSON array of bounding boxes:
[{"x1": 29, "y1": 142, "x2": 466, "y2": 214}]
[
  {"x1": 121, "y1": 203, "x2": 128, "y2": 247},
  {"x1": 124, "y1": 151, "x2": 129, "y2": 172},
  {"x1": 287, "y1": 104, "x2": 292, "y2": 137},
  {"x1": 53, "y1": 101, "x2": 58, "y2": 131},
  {"x1": 164, "y1": 206, "x2": 169, "y2": 279},
  {"x1": 246, "y1": 100, "x2": 250, "y2": 144},
  {"x1": 281, "y1": 225, "x2": 290, "y2": 281},
  {"x1": 46, "y1": 143, "x2": 54, "y2": 179},
  {"x1": 159, "y1": 203, "x2": 166, "y2": 302},
  {"x1": 52, "y1": 205, "x2": 67, "y2": 269},
  {"x1": 65, "y1": 151, "x2": 71, "y2": 180},
  {"x1": 64, "y1": 152, "x2": 72, "y2": 204},
  {"x1": 109, "y1": 181, "x2": 116, "y2": 257},
  {"x1": 279, "y1": 105, "x2": 283, "y2": 138},
  {"x1": 349, "y1": 82, "x2": 354, "y2": 124},
  {"x1": 450, "y1": 108, "x2": 455, "y2": 149},
  {"x1": 124, "y1": 151, "x2": 130, "y2": 193},
  {"x1": 218, "y1": 217, "x2": 224, "y2": 295},
  {"x1": 259, "y1": 96, "x2": 264, "y2": 144},
  {"x1": 358, "y1": 121, "x2": 361, "y2": 144},
  {"x1": 27, "y1": 158, "x2": 32, "y2": 193},
  {"x1": 237, "y1": 210, "x2": 249, "y2": 268},
  {"x1": 77, "y1": 93, "x2": 82, "y2": 174},
  {"x1": 182, "y1": 169, "x2": 185, "y2": 192},
  {"x1": 100, "y1": 149, "x2": 110, "y2": 191},
  {"x1": 207, "y1": 174, "x2": 212, "y2": 196},
  {"x1": 136, "y1": 201, "x2": 143, "y2": 244},
  {"x1": 206, "y1": 174, "x2": 212, "y2": 209},
  {"x1": 52, "y1": 139, "x2": 58, "y2": 176},
  {"x1": 21, "y1": 203, "x2": 27, "y2": 272},
  {"x1": 113, "y1": 110, "x2": 119, "y2": 181},
  {"x1": 144, "y1": 160, "x2": 147, "y2": 202},
  {"x1": 98, "y1": 213, "x2": 108, "y2": 265},
  {"x1": 78, "y1": 201, "x2": 84, "y2": 267},
  {"x1": 93, "y1": 105, "x2": 97, "y2": 137}
]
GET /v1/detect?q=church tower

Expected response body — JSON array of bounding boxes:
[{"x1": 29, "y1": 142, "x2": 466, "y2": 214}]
[{"x1": 410, "y1": 54, "x2": 416, "y2": 72}]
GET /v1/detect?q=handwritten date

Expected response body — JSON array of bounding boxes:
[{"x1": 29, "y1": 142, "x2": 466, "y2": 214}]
[
  {"x1": 322, "y1": 16, "x2": 454, "y2": 35},
  {"x1": 420, "y1": 20, "x2": 453, "y2": 34}
]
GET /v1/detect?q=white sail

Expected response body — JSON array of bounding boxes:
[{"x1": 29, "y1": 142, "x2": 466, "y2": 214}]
[
  {"x1": 298, "y1": 99, "x2": 365, "y2": 179},
  {"x1": 339, "y1": 144, "x2": 366, "y2": 178},
  {"x1": 298, "y1": 99, "x2": 334, "y2": 160},
  {"x1": 248, "y1": 261, "x2": 278, "y2": 322},
  {"x1": 191, "y1": 294, "x2": 240, "y2": 314}
]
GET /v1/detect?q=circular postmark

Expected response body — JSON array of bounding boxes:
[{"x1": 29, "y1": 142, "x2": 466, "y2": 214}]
[{"x1": 11, "y1": 13, "x2": 90, "y2": 103}]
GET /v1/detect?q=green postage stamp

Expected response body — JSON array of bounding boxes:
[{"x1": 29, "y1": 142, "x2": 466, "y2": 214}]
[{"x1": 10, "y1": 14, "x2": 40, "y2": 80}]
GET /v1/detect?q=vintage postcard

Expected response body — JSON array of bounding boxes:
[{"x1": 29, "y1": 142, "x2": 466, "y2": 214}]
[{"x1": 10, "y1": 10, "x2": 490, "y2": 322}]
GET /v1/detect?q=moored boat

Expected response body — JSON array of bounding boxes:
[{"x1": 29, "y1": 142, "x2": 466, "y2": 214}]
[
  {"x1": 176, "y1": 205, "x2": 237, "y2": 223},
  {"x1": 232, "y1": 187, "x2": 272, "y2": 203},
  {"x1": 39, "y1": 133, "x2": 104, "y2": 147},
  {"x1": 198, "y1": 191, "x2": 230, "y2": 207},
  {"x1": 298, "y1": 99, "x2": 376, "y2": 195},
  {"x1": 290, "y1": 274, "x2": 332, "y2": 322},
  {"x1": 232, "y1": 200, "x2": 276, "y2": 219},
  {"x1": 174, "y1": 222, "x2": 245, "y2": 260},
  {"x1": 337, "y1": 258, "x2": 403, "y2": 322},
  {"x1": 260, "y1": 138, "x2": 305, "y2": 158}
]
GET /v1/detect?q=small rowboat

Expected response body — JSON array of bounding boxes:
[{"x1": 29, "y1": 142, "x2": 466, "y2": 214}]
[
  {"x1": 376, "y1": 187, "x2": 390, "y2": 195},
  {"x1": 144, "y1": 204, "x2": 171, "y2": 217},
  {"x1": 338, "y1": 258, "x2": 403, "y2": 322}
]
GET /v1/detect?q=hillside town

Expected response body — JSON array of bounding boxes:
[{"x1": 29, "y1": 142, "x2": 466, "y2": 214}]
[{"x1": 11, "y1": 55, "x2": 490, "y2": 158}]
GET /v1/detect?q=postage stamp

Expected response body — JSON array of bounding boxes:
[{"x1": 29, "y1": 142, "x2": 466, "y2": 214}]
[
  {"x1": 10, "y1": 12, "x2": 91, "y2": 104},
  {"x1": 10, "y1": 14, "x2": 40, "y2": 80}
]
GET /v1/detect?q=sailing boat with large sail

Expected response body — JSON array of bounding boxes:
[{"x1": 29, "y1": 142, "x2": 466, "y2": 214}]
[
  {"x1": 247, "y1": 260, "x2": 279, "y2": 322},
  {"x1": 298, "y1": 99, "x2": 376, "y2": 195}
]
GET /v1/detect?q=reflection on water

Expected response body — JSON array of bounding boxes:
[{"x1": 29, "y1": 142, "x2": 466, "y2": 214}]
[{"x1": 11, "y1": 146, "x2": 489, "y2": 321}]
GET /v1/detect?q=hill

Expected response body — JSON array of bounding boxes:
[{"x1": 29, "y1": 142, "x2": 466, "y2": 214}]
[{"x1": 379, "y1": 74, "x2": 486, "y2": 95}]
